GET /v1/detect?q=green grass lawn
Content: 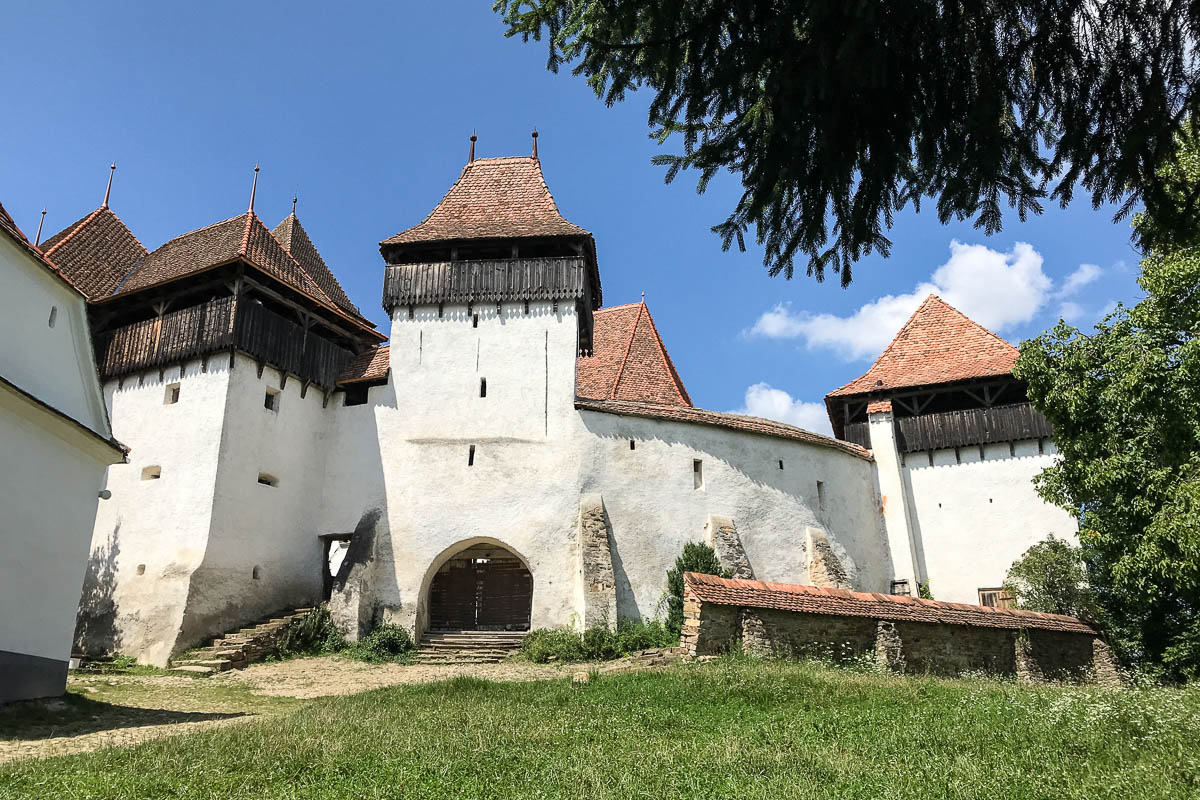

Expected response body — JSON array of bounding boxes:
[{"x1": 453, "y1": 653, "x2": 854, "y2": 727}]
[{"x1": 3, "y1": 659, "x2": 1198, "y2": 799}]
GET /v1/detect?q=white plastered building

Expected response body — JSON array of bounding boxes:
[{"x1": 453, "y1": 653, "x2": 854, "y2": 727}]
[
  {"x1": 39, "y1": 146, "x2": 1073, "y2": 665},
  {"x1": 0, "y1": 203, "x2": 125, "y2": 701}
]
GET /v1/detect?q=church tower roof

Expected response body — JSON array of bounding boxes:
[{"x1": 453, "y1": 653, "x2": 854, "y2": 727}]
[
  {"x1": 38, "y1": 206, "x2": 148, "y2": 300},
  {"x1": 270, "y1": 211, "x2": 362, "y2": 318},
  {"x1": 382, "y1": 156, "x2": 589, "y2": 248},
  {"x1": 577, "y1": 300, "x2": 692, "y2": 407},
  {"x1": 826, "y1": 294, "x2": 1018, "y2": 399}
]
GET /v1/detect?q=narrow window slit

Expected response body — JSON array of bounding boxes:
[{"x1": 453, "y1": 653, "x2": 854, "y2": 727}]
[
  {"x1": 480, "y1": 378, "x2": 487, "y2": 398},
  {"x1": 468, "y1": 445, "x2": 475, "y2": 466}
]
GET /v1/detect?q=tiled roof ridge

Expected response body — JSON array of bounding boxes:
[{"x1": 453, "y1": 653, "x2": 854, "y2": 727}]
[
  {"x1": 575, "y1": 398, "x2": 873, "y2": 460},
  {"x1": 382, "y1": 154, "x2": 589, "y2": 246},
  {"x1": 244, "y1": 213, "x2": 339, "y2": 308},
  {"x1": 271, "y1": 213, "x2": 365, "y2": 319},
  {"x1": 40, "y1": 207, "x2": 104, "y2": 259},
  {"x1": 0, "y1": 202, "x2": 86, "y2": 296},
  {"x1": 637, "y1": 301, "x2": 692, "y2": 407},
  {"x1": 683, "y1": 572, "x2": 1098, "y2": 634},
  {"x1": 609, "y1": 301, "x2": 644, "y2": 399},
  {"x1": 595, "y1": 301, "x2": 644, "y2": 313},
  {"x1": 825, "y1": 293, "x2": 1018, "y2": 399},
  {"x1": 384, "y1": 161, "x2": 474, "y2": 244}
]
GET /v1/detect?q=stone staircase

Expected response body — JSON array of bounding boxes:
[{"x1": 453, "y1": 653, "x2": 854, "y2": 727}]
[
  {"x1": 169, "y1": 607, "x2": 313, "y2": 675},
  {"x1": 415, "y1": 630, "x2": 527, "y2": 664}
]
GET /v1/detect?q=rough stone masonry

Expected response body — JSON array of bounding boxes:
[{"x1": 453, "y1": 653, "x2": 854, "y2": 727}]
[{"x1": 681, "y1": 572, "x2": 1121, "y2": 684}]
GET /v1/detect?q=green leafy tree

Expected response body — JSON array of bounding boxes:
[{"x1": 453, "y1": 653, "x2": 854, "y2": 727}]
[
  {"x1": 1015, "y1": 127, "x2": 1200, "y2": 680},
  {"x1": 665, "y1": 542, "x2": 728, "y2": 634},
  {"x1": 1003, "y1": 536, "x2": 1095, "y2": 618},
  {"x1": 495, "y1": 1, "x2": 1200, "y2": 284}
]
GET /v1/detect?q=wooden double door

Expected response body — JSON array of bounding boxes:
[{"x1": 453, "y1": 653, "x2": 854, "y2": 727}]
[{"x1": 428, "y1": 546, "x2": 532, "y2": 631}]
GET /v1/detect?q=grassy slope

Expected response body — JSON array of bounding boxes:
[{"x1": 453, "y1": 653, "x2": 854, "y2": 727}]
[{"x1": 2, "y1": 660, "x2": 1198, "y2": 799}]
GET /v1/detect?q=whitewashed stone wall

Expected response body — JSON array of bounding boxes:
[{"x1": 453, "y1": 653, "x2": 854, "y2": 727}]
[{"x1": 900, "y1": 440, "x2": 1078, "y2": 604}]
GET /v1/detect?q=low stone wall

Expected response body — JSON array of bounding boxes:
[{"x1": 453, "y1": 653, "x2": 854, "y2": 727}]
[{"x1": 680, "y1": 573, "x2": 1120, "y2": 684}]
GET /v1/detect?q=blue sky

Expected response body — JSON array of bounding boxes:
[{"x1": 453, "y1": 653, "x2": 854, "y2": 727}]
[{"x1": 1, "y1": 3, "x2": 1143, "y2": 434}]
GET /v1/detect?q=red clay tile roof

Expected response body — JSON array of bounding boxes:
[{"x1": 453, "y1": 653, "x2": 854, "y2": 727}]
[
  {"x1": 0, "y1": 201, "x2": 87, "y2": 296},
  {"x1": 382, "y1": 157, "x2": 590, "y2": 246},
  {"x1": 577, "y1": 301, "x2": 691, "y2": 406},
  {"x1": 576, "y1": 398, "x2": 872, "y2": 460},
  {"x1": 866, "y1": 399, "x2": 892, "y2": 414},
  {"x1": 271, "y1": 213, "x2": 362, "y2": 318},
  {"x1": 38, "y1": 207, "x2": 148, "y2": 299},
  {"x1": 107, "y1": 212, "x2": 378, "y2": 336},
  {"x1": 826, "y1": 295, "x2": 1018, "y2": 398},
  {"x1": 338, "y1": 346, "x2": 390, "y2": 384},
  {"x1": 684, "y1": 572, "x2": 1097, "y2": 634}
]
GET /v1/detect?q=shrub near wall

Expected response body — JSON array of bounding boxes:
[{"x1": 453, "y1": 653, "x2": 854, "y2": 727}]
[{"x1": 520, "y1": 621, "x2": 677, "y2": 663}]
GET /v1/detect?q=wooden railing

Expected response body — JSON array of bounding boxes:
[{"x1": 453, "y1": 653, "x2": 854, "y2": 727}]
[
  {"x1": 894, "y1": 403, "x2": 1052, "y2": 453},
  {"x1": 94, "y1": 297, "x2": 355, "y2": 390},
  {"x1": 383, "y1": 256, "x2": 592, "y2": 308}
]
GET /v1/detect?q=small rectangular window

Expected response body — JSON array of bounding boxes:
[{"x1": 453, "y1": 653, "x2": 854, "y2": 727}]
[
  {"x1": 472, "y1": 314, "x2": 479, "y2": 328},
  {"x1": 468, "y1": 445, "x2": 476, "y2": 466},
  {"x1": 890, "y1": 579, "x2": 910, "y2": 596},
  {"x1": 778, "y1": 459, "x2": 784, "y2": 470},
  {"x1": 693, "y1": 459, "x2": 703, "y2": 490},
  {"x1": 480, "y1": 377, "x2": 487, "y2": 398},
  {"x1": 141, "y1": 466, "x2": 162, "y2": 481},
  {"x1": 257, "y1": 473, "x2": 279, "y2": 487},
  {"x1": 164, "y1": 383, "x2": 180, "y2": 405},
  {"x1": 264, "y1": 388, "x2": 280, "y2": 412},
  {"x1": 817, "y1": 480, "x2": 826, "y2": 512},
  {"x1": 978, "y1": 588, "x2": 1013, "y2": 609},
  {"x1": 630, "y1": 440, "x2": 636, "y2": 451},
  {"x1": 343, "y1": 384, "x2": 369, "y2": 406}
]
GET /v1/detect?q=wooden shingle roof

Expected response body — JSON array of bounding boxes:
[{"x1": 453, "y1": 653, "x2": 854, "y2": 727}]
[
  {"x1": 38, "y1": 207, "x2": 147, "y2": 299},
  {"x1": 826, "y1": 295, "x2": 1019, "y2": 399},
  {"x1": 684, "y1": 573, "x2": 1097, "y2": 634},
  {"x1": 382, "y1": 157, "x2": 590, "y2": 246},
  {"x1": 576, "y1": 301, "x2": 691, "y2": 406}
]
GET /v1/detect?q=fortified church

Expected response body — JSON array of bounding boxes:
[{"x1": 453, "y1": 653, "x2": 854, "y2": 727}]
[{"x1": 42, "y1": 139, "x2": 1076, "y2": 666}]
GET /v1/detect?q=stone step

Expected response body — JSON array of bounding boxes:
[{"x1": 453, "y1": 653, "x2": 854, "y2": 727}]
[
  {"x1": 171, "y1": 659, "x2": 232, "y2": 671},
  {"x1": 421, "y1": 636, "x2": 526, "y2": 644},
  {"x1": 169, "y1": 665, "x2": 217, "y2": 675}
]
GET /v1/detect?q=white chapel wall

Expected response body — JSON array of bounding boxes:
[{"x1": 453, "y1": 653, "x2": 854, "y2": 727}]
[
  {"x1": 901, "y1": 439, "x2": 1078, "y2": 604},
  {"x1": 84, "y1": 360, "x2": 230, "y2": 665}
]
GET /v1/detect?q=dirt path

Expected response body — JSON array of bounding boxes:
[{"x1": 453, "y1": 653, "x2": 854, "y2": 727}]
[{"x1": 0, "y1": 657, "x2": 590, "y2": 763}]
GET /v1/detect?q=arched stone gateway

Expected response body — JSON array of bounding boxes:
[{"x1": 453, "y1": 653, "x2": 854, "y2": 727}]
[{"x1": 427, "y1": 542, "x2": 533, "y2": 632}]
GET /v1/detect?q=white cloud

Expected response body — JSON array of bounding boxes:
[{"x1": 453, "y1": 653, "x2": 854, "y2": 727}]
[
  {"x1": 1057, "y1": 263, "x2": 1102, "y2": 297},
  {"x1": 1056, "y1": 301, "x2": 1085, "y2": 323},
  {"x1": 748, "y1": 240, "x2": 1052, "y2": 360},
  {"x1": 735, "y1": 383, "x2": 833, "y2": 436}
]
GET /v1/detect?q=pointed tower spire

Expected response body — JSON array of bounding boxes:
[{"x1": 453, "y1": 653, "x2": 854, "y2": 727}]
[
  {"x1": 469, "y1": 130, "x2": 477, "y2": 163},
  {"x1": 531, "y1": 128, "x2": 539, "y2": 160},
  {"x1": 102, "y1": 162, "x2": 116, "y2": 208},
  {"x1": 34, "y1": 209, "x2": 47, "y2": 246},
  {"x1": 248, "y1": 163, "x2": 260, "y2": 214}
]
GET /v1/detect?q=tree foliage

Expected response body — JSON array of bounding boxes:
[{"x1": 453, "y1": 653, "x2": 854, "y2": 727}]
[
  {"x1": 1015, "y1": 127, "x2": 1200, "y2": 680},
  {"x1": 665, "y1": 541, "x2": 728, "y2": 634},
  {"x1": 1003, "y1": 535, "x2": 1096, "y2": 618},
  {"x1": 495, "y1": 1, "x2": 1200, "y2": 284}
]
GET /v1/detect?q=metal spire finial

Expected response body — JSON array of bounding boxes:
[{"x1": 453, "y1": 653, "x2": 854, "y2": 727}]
[
  {"x1": 34, "y1": 209, "x2": 47, "y2": 246},
  {"x1": 291, "y1": 195, "x2": 298, "y2": 216},
  {"x1": 102, "y1": 162, "x2": 116, "y2": 208},
  {"x1": 531, "y1": 127, "x2": 539, "y2": 160},
  {"x1": 248, "y1": 163, "x2": 260, "y2": 214},
  {"x1": 469, "y1": 129, "x2": 477, "y2": 163}
]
